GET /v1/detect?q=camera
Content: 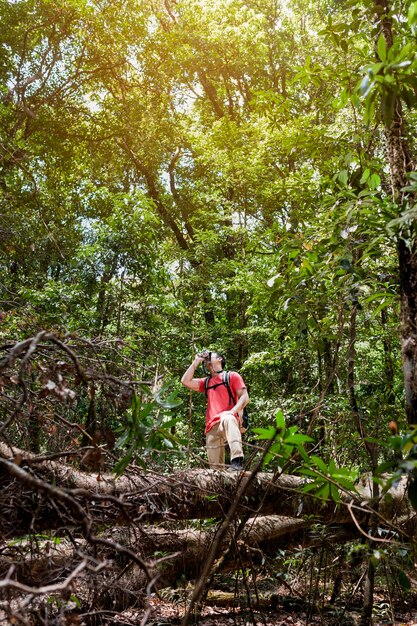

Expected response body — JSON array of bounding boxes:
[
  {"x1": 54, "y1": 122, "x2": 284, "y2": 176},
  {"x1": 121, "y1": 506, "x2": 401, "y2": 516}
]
[{"x1": 198, "y1": 350, "x2": 210, "y2": 360}]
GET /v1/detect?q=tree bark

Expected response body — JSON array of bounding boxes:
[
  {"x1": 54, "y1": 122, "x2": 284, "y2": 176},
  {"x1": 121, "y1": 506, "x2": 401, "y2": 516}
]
[
  {"x1": 0, "y1": 443, "x2": 414, "y2": 537},
  {"x1": 374, "y1": 0, "x2": 417, "y2": 425},
  {"x1": 0, "y1": 517, "x2": 360, "y2": 623},
  {"x1": 0, "y1": 442, "x2": 415, "y2": 622}
]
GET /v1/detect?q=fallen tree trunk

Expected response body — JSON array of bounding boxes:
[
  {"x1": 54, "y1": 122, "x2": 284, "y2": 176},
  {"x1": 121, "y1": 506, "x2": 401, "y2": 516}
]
[
  {"x1": 0, "y1": 443, "x2": 414, "y2": 538},
  {"x1": 0, "y1": 516, "x2": 358, "y2": 611},
  {"x1": 0, "y1": 441, "x2": 415, "y2": 622},
  {"x1": 0, "y1": 516, "x2": 307, "y2": 584}
]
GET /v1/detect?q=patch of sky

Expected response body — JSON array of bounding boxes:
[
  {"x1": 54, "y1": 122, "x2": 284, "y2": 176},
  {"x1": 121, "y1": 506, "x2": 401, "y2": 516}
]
[
  {"x1": 147, "y1": 14, "x2": 158, "y2": 35},
  {"x1": 83, "y1": 91, "x2": 105, "y2": 113}
]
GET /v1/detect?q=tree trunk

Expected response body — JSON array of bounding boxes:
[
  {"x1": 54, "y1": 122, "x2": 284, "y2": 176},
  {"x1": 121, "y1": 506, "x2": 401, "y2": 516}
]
[
  {"x1": 381, "y1": 307, "x2": 395, "y2": 405},
  {"x1": 0, "y1": 518, "x2": 359, "y2": 623},
  {"x1": 0, "y1": 443, "x2": 414, "y2": 537},
  {"x1": 374, "y1": 0, "x2": 417, "y2": 425},
  {"x1": 399, "y1": 239, "x2": 417, "y2": 425},
  {"x1": 0, "y1": 442, "x2": 415, "y2": 622}
]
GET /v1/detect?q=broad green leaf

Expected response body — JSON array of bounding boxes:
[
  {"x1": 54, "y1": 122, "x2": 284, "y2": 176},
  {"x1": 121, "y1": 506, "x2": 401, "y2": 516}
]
[
  {"x1": 377, "y1": 34, "x2": 387, "y2": 61},
  {"x1": 310, "y1": 456, "x2": 329, "y2": 474},
  {"x1": 298, "y1": 446, "x2": 311, "y2": 463},
  {"x1": 398, "y1": 570, "x2": 411, "y2": 592},
  {"x1": 381, "y1": 90, "x2": 396, "y2": 128},
  {"x1": 328, "y1": 458, "x2": 336, "y2": 474},
  {"x1": 113, "y1": 453, "x2": 133, "y2": 477},
  {"x1": 115, "y1": 431, "x2": 131, "y2": 449},
  {"x1": 340, "y1": 258, "x2": 354, "y2": 272},
  {"x1": 330, "y1": 483, "x2": 340, "y2": 503},
  {"x1": 369, "y1": 173, "x2": 381, "y2": 189},
  {"x1": 300, "y1": 468, "x2": 322, "y2": 478},
  {"x1": 302, "y1": 481, "x2": 320, "y2": 493},
  {"x1": 332, "y1": 476, "x2": 357, "y2": 491},
  {"x1": 161, "y1": 417, "x2": 179, "y2": 429},
  {"x1": 284, "y1": 433, "x2": 313, "y2": 445},
  {"x1": 315, "y1": 483, "x2": 330, "y2": 501},
  {"x1": 408, "y1": 1, "x2": 417, "y2": 25},
  {"x1": 275, "y1": 410, "x2": 286, "y2": 433},
  {"x1": 253, "y1": 426, "x2": 278, "y2": 440},
  {"x1": 338, "y1": 169, "x2": 348, "y2": 185}
]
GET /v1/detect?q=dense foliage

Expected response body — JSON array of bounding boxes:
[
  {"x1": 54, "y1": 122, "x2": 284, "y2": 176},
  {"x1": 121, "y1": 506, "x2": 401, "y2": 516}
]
[
  {"x1": 2, "y1": 0, "x2": 415, "y2": 469},
  {"x1": 3, "y1": 1, "x2": 417, "y2": 624}
]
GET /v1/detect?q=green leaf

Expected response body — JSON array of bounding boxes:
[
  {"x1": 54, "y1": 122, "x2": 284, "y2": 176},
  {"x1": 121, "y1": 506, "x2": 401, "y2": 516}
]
[
  {"x1": 310, "y1": 456, "x2": 329, "y2": 474},
  {"x1": 338, "y1": 169, "x2": 348, "y2": 185},
  {"x1": 139, "y1": 402, "x2": 155, "y2": 421},
  {"x1": 369, "y1": 62, "x2": 385, "y2": 75},
  {"x1": 253, "y1": 426, "x2": 277, "y2": 440},
  {"x1": 300, "y1": 468, "x2": 322, "y2": 478},
  {"x1": 398, "y1": 570, "x2": 411, "y2": 592},
  {"x1": 302, "y1": 481, "x2": 321, "y2": 492},
  {"x1": 408, "y1": 1, "x2": 417, "y2": 25},
  {"x1": 113, "y1": 452, "x2": 133, "y2": 477},
  {"x1": 115, "y1": 431, "x2": 131, "y2": 449},
  {"x1": 330, "y1": 483, "x2": 341, "y2": 503},
  {"x1": 377, "y1": 34, "x2": 387, "y2": 61},
  {"x1": 155, "y1": 386, "x2": 183, "y2": 409},
  {"x1": 340, "y1": 258, "x2": 354, "y2": 272},
  {"x1": 275, "y1": 409, "x2": 286, "y2": 434},
  {"x1": 284, "y1": 433, "x2": 313, "y2": 445},
  {"x1": 364, "y1": 436, "x2": 390, "y2": 447},
  {"x1": 369, "y1": 172, "x2": 381, "y2": 190},
  {"x1": 157, "y1": 395, "x2": 183, "y2": 409},
  {"x1": 381, "y1": 90, "x2": 396, "y2": 128},
  {"x1": 161, "y1": 417, "x2": 179, "y2": 429},
  {"x1": 205, "y1": 494, "x2": 218, "y2": 501},
  {"x1": 298, "y1": 446, "x2": 311, "y2": 463},
  {"x1": 131, "y1": 392, "x2": 141, "y2": 416},
  {"x1": 315, "y1": 483, "x2": 330, "y2": 501},
  {"x1": 332, "y1": 476, "x2": 357, "y2": 491}
]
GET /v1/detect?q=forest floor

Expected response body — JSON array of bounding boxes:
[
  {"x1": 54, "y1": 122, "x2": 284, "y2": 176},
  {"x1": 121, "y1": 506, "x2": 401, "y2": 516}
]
[
  {"x1": 2, "y1": 590, "x2": 417, "y2": 625},
  {"x1": 124, "y1": 602, "x2": 417, "y2": 626},
  {"x1": 126, "y1": 592, "x2": 417, "y2": 626},
  {"x1": 127, "y1": 576, "x2": 417, "y2": 626}
]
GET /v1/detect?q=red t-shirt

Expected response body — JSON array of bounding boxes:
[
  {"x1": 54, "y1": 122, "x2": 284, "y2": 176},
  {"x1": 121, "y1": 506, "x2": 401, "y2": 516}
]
[{"x1": 197, "y1": 371, "x2": 246, "y2": 434}]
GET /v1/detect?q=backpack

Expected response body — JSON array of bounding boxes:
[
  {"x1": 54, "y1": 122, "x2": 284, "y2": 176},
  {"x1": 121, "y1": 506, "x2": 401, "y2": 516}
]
[{"x1": 204, "y1": 371, "x2": 249, "y2": 432}]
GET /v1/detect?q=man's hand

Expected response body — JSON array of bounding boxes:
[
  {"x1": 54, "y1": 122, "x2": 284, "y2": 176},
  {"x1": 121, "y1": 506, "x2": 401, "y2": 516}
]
[
  {"x1": 217, "y1": 410, "x2": 236, "y2": 432},
  {"x1": 181, "y1": 355, "x2": 205, "y2": 391}
]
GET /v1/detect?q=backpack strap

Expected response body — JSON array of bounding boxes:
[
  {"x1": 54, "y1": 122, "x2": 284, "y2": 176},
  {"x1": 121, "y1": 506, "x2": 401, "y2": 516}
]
[
  {"x1": 204, "y1": 371, "x2": 236, "y2": 407},
  {"x1": 222, "y1": 371, "x2": 236, "y2": 406}
]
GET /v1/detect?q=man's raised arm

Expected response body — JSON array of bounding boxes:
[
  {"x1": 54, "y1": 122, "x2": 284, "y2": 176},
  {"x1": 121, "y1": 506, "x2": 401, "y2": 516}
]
[{"x1": 181, "y1": 355, "x2": 204, "y2": 392}]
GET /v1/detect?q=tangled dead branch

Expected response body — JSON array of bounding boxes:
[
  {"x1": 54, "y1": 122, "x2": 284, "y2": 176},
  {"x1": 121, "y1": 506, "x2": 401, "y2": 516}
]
[{"x1": 0, "y1": 334, "x2": 416, "y2": 625}]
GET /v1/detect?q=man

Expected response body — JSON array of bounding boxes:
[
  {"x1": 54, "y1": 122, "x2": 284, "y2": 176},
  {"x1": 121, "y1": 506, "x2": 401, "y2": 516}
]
[{"x1": 181, "y1": 351, "x2": 249, "y2": 471}]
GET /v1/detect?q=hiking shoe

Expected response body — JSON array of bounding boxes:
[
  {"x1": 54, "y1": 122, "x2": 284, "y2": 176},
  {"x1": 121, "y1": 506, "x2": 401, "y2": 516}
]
[{"x1": 229, "y1": 457, "x2": 244, "y2": 471}]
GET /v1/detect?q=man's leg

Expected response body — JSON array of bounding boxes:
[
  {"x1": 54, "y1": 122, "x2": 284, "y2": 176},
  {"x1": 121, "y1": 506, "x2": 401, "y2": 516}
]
[
  {"x1": 206, "y1": 422, "x2": 226, "y2": 468},
  {"x1": 221, "y1": 413, "x2": 243, "y2": 461}
]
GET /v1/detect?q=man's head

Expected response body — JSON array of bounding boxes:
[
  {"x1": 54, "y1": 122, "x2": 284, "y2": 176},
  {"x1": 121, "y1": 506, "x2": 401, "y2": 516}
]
[
  {"x1": 205, "y1": 351, "x2": 225, "y2": 372},
  {"x1": 214, "y1": 352, "x2": 226, "y2": 369}
]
